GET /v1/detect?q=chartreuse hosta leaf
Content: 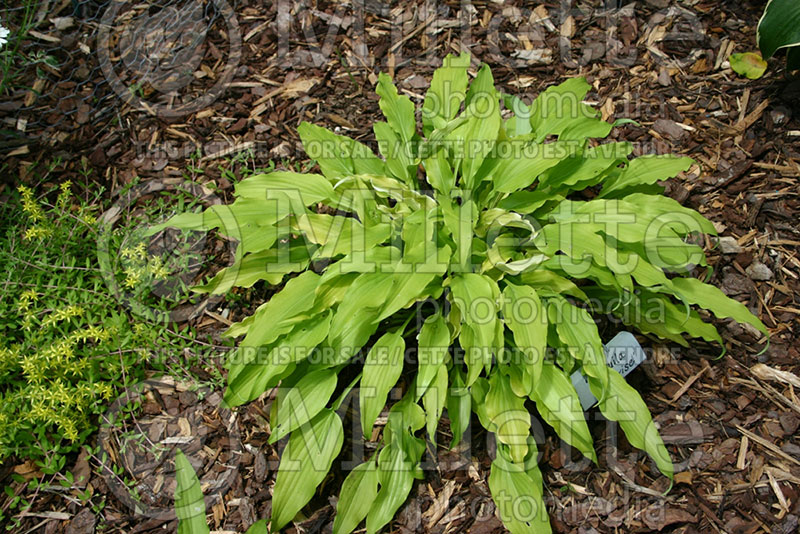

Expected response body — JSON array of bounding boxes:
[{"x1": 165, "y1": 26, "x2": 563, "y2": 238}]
[
  {"x1": 333, "y1": 459, "x2": 379, "y2": 534},
  {"x1": 590, "y1": 370, "x2": 673, "y2": 479},
  {"x1": 489, "y1": 441, "x2": 551, "y2": 534},
  {"x1": 361, "y1": 329, "x2": 406, "y2": 438},
  {"x1": 271, "y1": 409, "x2": 344, "y2": 530},
  {"x1": 530, "y1": 363, "x2": 596, "y2": 464},
  {"x1": 158, "y1": 54, "x2": 767, "y2": 533},
  {"x1": 174, "y1": 450, "x2": 210, "y2": 534}
]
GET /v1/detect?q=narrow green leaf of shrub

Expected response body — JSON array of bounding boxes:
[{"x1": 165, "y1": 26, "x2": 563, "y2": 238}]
[
  {"x1": 558, "y1": 113, "x2": 614, "y2": 142},
  {"x1": 244, "y1": 520, "x2": 268, "y2": 534},
  {"x1": 387, "y1": 391, "x2": 427, "y2": 436},
  {"x1": 670, "y1": 277, "x2": 768, "y2": 337},
  {"x1": 550, "y1": 297, "x2": 610, "y2": 398},
  {"x1": 625, "y1": 193, "x2": 716, "y2": 236},
  {"x1": 423, "y1": 148, "x2": 455, "y2": 196},
  {"x1": 530, "y1": 363, "x2": 597, "y2": 464},
  {"x1": 529, "y1": 77, "x2": 591, "y2": 141},
  {"x1": 231, "y1": 270, "x2": 321, "y2": 344},
  {"x1": 439, "y1": 198, "x2": 476, "y2": 271},
  {"x1": 223, "y1": 359, "x2": 291, "y2": 410},
  {"x1": 503, "y1": 93, "x2": 533, "y2": 136},
  {"x1": 539, "y1": 142, "x2": 632, "y2": 191},
  {"x1": 271, "y1": 410, "x2": 344, "y2": 530},
  {"x1": 599, "y1": 155, "x2": 694, "y2": 198},
  {"x1": 333, "y1": 460, "x2": 379, "y2": 534},
  {"x1": 518, "y1": 270, "x2": 589, "y2": 302},
  {"x1": 374, "y1": 121, "x2": 414, "y2": 186},
  {"x1": 234, "y1": 171, "x2": 336, "y2": 204},
  {"x1": 147, "y1": 199, "x2": 281, "y2": 238},
  {"x1": 194, "y1": 244, "x2": 310, "y2": 295},
  {"x1": 449, "y1": 273, "x2": 498, "y2": 385},
  {"x1": 298, "y1": 122, "x2": 384, "y2": 178},
  {"x1": 270, "y1": 368, "x2": 338, "y2": 444},
  {"x1": 589, "y1": 370, "x2": 674, "y2": 480},
  {"x1": 328, "y1": 273, "x2": 396, "y2": 360},
  {"x1": 174, "y1": 450, "x2": 209, "y2": 534},
  {"x1": 459, "y1": 66, "x2": 501, "y2": 189},
  {"x1": 224, "y1": 312, "x2": 332, "y2": 408},
  {"x1": 598, "y1": 288, "x2": 723, "y2": 347},
  {"x1": 376, "y1": 73, "x2": 416, "y2": 146},
  {"x1": 378, "y1": 243, "x2": 451, "y2": 322},
  {"x1": 361, "y1": 329, "x2": 406, "y2": 438},
  {"x1": 492, "y1": 141, "x2": 574, "y2": 193},
  {"x1": 366, "y1": 445, "x2": 415, "y2": 534},
  {"x1": 146, "y1": 209, "x2": 213, "y2": 235}
]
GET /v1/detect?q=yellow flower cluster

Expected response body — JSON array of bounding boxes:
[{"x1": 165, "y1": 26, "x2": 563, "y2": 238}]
[
  {"x1": 120, "y1": 242, "x2": 171, "y2": 289},
  {"x1": 3, "y1": 304, "x2": 119, "y2": 444},
  {"x1": 18, "y1": 290, "x2": 38, "y2": 311},
  {"x1": 80, "y1": 211, "x2": 97, "y2": 225},
  {"x1": 18, "y1": 185, "x2": 44, "y2": 222},
  {"x1": 41, "y1": 305, "x2": 85, "y2": 328},
  {"x1": 25, "y1": 380, "x2": 107, "y2": 441},
  {"x1": 0, "y1": 347, "x2": 16, "y2": 375},
  {"x1": 56, "y1": 181, "x2": 71, "y2": 208},
  {"x1": 147, "y1": 255, "x2": 171, "y2": 279},
  {"x1": 1, "y1": 182, "x2": 143, "y2": 459},
  {"x1": 24, "y1": 226, "x2": 53, "y2": 240},
  {"x1": 121, "y1": 242, "x2": 147, "y2": 261}
]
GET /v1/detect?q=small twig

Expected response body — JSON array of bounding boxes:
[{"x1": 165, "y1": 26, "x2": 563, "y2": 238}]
[
  {"x1": 735, "y1": 425, "x2": 800, "y2": 467},
  {"x1": 669, "y1": 363, "x2": 708, "y2": 405}
]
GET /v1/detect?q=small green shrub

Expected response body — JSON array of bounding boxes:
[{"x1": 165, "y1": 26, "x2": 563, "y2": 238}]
[
  {"x1": 0, "y1": 181, "x2": 186, "y2": 463},
  {"x1": 157, "y1": 54, "x2": 766, "y2": 533}
]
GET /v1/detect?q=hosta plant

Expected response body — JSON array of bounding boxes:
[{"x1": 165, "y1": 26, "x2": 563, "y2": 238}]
[{"x1": 154, "y1": 54, "x2": 767, "y2": 533}]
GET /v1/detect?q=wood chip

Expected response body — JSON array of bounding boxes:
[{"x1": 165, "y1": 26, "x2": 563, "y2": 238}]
[
  {"x1": 767, "y1": 470, "x2": 790, "y2": 514},
  {"x1": 200, "y1": 141, "x2": 255, "y2": 162},
  {"x1": 735, "y1": 425, "x2": 800, "y2": 467},
  {"x1": 736, "y1": 435, "x2": 749, "y2": 470},
  {"x1": 751, "y1": 364, "x2": 800, "y2": 389},
  {"x1": 670, "y1": 365, "x2": 708, "y2": 404},
  {"x1": 734, "y1": 98, "x2": 769, "y2": 133}
]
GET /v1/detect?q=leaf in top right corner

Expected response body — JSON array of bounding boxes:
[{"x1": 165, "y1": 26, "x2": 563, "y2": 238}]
[{"x1": 757, "y1": 0, "x2": 800, "y2": 61}]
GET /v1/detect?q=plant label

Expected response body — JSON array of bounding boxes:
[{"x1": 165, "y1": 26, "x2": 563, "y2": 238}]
[{"x1": 571, "y1": 331, "x2": 646, "y2": 410}]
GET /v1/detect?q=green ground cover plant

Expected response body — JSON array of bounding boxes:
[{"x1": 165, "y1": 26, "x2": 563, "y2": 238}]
[
  {"x1": 0, "y1": 173, "x2": 211, "y2": 463},
  {"x1": 0, "y1": 172, "x2": 227, "y2": 528},
  {"x1": 0, "y1": 180, "x2": 140, "y2": 462},
  {"x1": 156, "y1": 54, "x2": 767, "y2": 533}
]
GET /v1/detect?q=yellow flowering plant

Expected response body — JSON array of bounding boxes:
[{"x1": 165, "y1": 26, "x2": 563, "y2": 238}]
[{"x1": 0, "y1": 182, "x2": 174, "y2": 462}]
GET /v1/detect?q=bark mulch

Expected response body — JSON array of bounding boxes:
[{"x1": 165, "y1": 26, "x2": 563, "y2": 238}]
[{"x1": 1, "y1": 1, "x2": 799, "y2": 533}]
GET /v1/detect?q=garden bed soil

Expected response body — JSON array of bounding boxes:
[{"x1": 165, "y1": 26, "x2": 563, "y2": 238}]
[{"x1": 1, "y1": 1, "x2": 799, "y2": 533}]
